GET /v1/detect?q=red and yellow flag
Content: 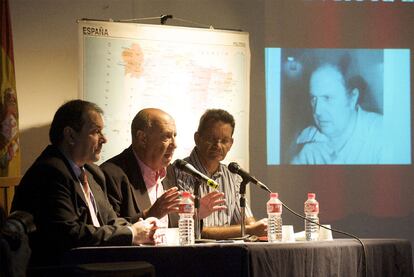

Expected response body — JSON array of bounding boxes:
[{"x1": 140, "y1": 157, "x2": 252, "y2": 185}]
[{"x1": 0, "y1": 0, "x2": 20, "y2": 177}]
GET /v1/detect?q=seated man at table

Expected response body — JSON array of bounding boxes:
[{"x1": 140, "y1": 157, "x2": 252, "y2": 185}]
[
  {"x1": 11, "y1": 100, "x2": 157, "y2": 266},
  {"x1": 167, "y1": 109, "x2": 267, "y2": 239},
  {"x1": 100, "y1": 108, "x2": 225, "y2": 228}
]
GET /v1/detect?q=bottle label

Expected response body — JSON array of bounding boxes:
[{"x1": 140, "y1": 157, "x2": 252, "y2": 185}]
[
  {"x1": 267, "y1": 203, "x2": 282, "y2": 213},
  {"x1": 304, "y1": 202, "x2": 319, "y2": 213},
  {"x1": 178, "y1": 203, "x2": 194, "y2": 214}
]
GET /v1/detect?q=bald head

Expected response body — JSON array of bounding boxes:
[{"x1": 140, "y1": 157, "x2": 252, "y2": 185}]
[
  {"x1": 131, "y1": 108, "x2": 177, "y2": 170},
  {"x1": 131, "y1": 108, "x2": 168, "y2": 139}
]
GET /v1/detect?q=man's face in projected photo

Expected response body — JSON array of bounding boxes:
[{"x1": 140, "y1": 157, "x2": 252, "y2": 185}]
[{"x1": 309, "y1": 65, "x2": 357, "y2": 139}]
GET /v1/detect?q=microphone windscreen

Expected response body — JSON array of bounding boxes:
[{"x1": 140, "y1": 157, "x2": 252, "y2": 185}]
[
  {"x1": 228, "y1": 162, "x2": 240, "y2": 174},
  {"x1": 175, "y1": 159, "x2": 188, "y2": 170}
]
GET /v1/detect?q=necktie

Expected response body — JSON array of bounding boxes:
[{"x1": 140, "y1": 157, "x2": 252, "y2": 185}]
[{"x1": 80, "y1": 167, "x2": 100, "y2": 227}]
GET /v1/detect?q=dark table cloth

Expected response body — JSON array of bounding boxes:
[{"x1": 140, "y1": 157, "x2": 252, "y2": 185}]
[{"x1": 61, "y1": 239, "x2": 413, "y2": 277}]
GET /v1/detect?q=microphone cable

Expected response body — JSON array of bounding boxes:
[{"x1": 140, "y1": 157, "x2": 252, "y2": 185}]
[
  {"x1": 226, "y1": 162, "x2": 367, "y2": 276},
  {"x1": 279, "y1": 199, "x2": 368, "y2": 277}
]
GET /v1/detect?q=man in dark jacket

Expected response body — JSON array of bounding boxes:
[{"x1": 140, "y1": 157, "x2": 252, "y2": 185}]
[{"x1": 11, "y1": 100, "x2": 157, "y2": 266}]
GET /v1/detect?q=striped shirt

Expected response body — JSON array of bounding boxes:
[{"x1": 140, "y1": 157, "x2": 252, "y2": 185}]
[{"x1": 170, "y1": 148, "x2": 253, "y2": 227}]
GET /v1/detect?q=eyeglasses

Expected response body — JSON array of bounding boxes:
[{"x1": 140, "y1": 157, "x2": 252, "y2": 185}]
[{"x1": 201, "y1": 136, "x2": 233, "y2": 146}]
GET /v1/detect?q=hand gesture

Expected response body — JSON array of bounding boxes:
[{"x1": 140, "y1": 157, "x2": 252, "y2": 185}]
[
  {"x1": 198, "y1": 191, "x2": 227, "y2": 219},
  {"x1": 145, "y1": 187, "x2": 180, "y2": 219}
]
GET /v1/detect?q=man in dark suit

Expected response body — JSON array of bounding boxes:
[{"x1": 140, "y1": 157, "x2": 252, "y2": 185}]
[
  {"x1": 101, "y1": 108, "x2": 225, "y2": 228},
  {"x1": 11, "y1": 100, "x2": 157, "y2": 266}
]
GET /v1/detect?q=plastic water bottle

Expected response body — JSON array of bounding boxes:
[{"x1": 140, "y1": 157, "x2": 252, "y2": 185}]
[
  {"x1": 178, "y1": 191, "x2": 195, "y2": 245},
  {"x1": 304, "y1": 193, "x2": 319, "y2": 241},
  {"x1": 267, "y1": 192, "x2": 282, "y2": 242}
]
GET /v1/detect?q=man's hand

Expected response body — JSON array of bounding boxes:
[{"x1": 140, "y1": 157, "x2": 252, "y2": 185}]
[
  {"x1": 144, "y1": 187, "x2": 180, "y2": 219},
  {"x1": 131, "y1": 217, "x2": 159, "y2": 245},
  {"x1": 198, "y1": 191, "x2": 227, "y2": 219},
  {"x1": 246, "y1": 218, "x2": 267, "y2": 236}
]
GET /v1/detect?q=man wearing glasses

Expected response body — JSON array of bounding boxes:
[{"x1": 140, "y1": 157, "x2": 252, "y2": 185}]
[{"x1": 168, "y1": 109, "x2": 267, "y2": 240}]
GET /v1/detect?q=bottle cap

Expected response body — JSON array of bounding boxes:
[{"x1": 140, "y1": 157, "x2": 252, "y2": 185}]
[
  {"x1": 182, "y1": 191, "x2": 191, "y2": 198},
  {"x1": 270, "y1": 192, "x2": 278, "y2": 198},
  {"x1": 308, "y1": 193, "x2": 316, "y2": 199}
]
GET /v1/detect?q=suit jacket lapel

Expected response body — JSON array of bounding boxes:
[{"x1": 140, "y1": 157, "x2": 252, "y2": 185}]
[
  {"x1": 84, "y1": 170, "x2": 103, "y2": 223},
  {"x1": 45, "y1": 145, "x2": 89, "y2": 206},
  {"x1": 75, "y1": 177, "x2": 88, "y2": 206},
  {"x1": 122, "y1": 147, "x2": 152, "y2": 212},
  {"x1": 162, "y1": 168, "x2": 179, "y2": 227}
]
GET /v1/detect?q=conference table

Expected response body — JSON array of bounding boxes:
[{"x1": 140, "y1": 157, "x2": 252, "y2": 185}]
[{"x1": 62, "y1": 238, "x2": 413, "y2": 277}]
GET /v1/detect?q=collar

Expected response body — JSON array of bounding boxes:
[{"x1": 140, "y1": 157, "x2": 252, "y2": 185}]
[
  {"x1": 133, "y1": 149, "x2": 166, "y2": 187},
  {"x1": 58, "y1": 146, "x2": 82, "y2": 178}
]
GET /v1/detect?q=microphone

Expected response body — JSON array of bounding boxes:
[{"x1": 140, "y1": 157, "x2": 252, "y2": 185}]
[
  {"x1": 228, "y1": 162, "x2": 271, "y2": 193},
  {"x1": 175, "y1": 159, "x2": 219, "y2": 190}
]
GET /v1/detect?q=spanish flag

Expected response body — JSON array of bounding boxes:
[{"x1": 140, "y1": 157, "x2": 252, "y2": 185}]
[{"x1": 0, "y1": 0, "x2": 20, "y2": 177}]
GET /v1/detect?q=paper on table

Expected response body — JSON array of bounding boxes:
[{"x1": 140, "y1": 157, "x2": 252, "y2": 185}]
[
  {"x1": 294, "y1": 231, "x2": 306, "y2": 241},
  {"x1": 294, "y1": 224, "x2": 334, "y2": 241}
]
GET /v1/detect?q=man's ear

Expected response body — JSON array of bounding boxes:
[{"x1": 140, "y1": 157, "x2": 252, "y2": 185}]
[
  {"x1": 63, "y1": 126, "x2": 76, "y2": 145},
  {"x1": 194, "y1": 132, "x2": 201, "y2": 146},
  {"x1": 350, "y1": 88, "x2": 359, "y2": 109},
  {"x1": 136, "y1": 130, "x2": 147, "y2": 146}
]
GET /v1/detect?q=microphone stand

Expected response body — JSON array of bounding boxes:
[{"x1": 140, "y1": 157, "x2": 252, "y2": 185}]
[
  {"x1": 193, "y1": 179, "x2": 201, "y2": 240},
  {"x1": 239, "y1": 178, "x2": 249, "y2": 238}
]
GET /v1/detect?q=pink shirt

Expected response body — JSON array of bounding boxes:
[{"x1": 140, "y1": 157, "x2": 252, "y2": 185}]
[{"x1": 134, "y1": 151, "x2": 168, "y2": 227}]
